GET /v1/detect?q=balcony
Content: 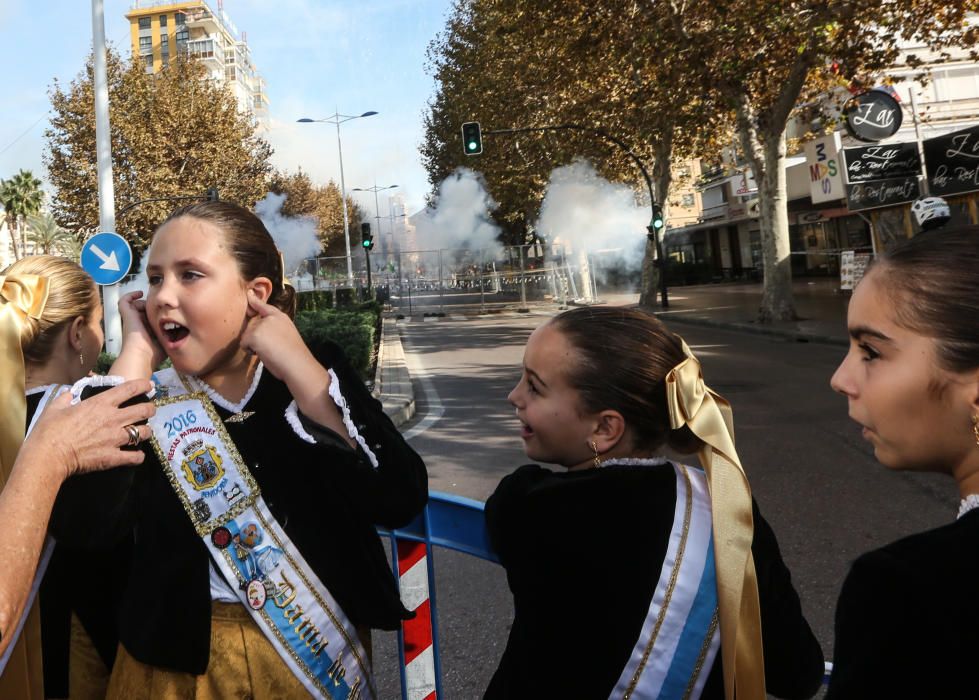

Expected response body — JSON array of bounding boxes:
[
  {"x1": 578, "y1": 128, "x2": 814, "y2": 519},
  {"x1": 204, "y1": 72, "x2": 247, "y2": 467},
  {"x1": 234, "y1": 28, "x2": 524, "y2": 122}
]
[{"x1": 183, "y1": 36, "x2": 225, "y2": 69}]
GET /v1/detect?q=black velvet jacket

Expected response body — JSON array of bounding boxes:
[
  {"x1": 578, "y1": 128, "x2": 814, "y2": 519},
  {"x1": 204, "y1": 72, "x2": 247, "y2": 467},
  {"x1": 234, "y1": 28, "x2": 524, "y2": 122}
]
[
  {"x1": 51, "y1": 341, "x2": 428, "y2": 675},
  {"x1": 826, "y1": 508, "x2": 979, "y2": 699},
  {"x1": 28, "y1": 391, "x2": 132, "y2": 697},
  {"x1": 484, "y1": 462, "x2": 824, "y2": 700}
]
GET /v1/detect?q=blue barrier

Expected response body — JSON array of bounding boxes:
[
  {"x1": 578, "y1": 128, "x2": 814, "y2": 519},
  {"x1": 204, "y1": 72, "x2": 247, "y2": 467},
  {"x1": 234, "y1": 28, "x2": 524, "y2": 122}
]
[{"x1": 378, "y1": 491, "x2": 499, "y2": 700}]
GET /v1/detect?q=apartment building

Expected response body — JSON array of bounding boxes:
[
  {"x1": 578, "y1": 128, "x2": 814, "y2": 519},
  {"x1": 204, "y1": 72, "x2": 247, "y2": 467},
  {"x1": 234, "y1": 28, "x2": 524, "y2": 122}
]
[{"x1": 125, "y1": 0, "x2": 269, "y2": 128}]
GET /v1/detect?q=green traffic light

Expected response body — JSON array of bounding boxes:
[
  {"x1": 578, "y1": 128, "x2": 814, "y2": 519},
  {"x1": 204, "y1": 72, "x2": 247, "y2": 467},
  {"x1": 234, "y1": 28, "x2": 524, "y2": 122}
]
[{"x1": 468, "y1": 141, "x2": 478, "y2": 151}]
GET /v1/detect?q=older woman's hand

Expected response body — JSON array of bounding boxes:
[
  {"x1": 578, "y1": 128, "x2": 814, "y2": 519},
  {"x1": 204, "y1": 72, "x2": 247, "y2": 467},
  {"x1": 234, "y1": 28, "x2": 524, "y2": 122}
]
[{"x1": 25, "y1": 379, "x2": 156, "y2": 481}]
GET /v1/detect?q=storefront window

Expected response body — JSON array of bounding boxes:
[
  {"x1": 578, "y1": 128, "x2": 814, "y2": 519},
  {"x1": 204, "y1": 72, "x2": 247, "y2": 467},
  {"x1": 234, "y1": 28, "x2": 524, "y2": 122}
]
[{"x1": 874, "y1": 207, "x2": 909, "y2": 252}]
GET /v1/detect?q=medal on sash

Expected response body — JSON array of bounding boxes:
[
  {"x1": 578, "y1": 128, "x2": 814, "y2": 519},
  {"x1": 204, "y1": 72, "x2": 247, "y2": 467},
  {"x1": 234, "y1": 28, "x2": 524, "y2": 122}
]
[
  {"x1": 610, "y1": 463, "x2": 720, "y2": 700},
  {"x1": 149, "y1": 377, "x2": 375, "y2": 700}
]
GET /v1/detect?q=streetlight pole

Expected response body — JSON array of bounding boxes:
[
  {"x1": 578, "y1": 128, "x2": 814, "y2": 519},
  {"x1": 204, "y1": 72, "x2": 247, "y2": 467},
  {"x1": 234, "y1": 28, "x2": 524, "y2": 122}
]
[
  {"x1": 352, "y1": 183, "x2": 398, "y2": 239},
  {"x1": 297, "y1": 110, "x2": 377, "y2": 286}
]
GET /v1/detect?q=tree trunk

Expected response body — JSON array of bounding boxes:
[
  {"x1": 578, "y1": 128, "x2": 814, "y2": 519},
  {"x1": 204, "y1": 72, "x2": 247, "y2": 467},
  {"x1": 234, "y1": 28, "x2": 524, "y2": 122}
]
[
  {"x1": 638, "y1": 237, "x2": 658, "y2": 307},
  {"x1": 756, "y1": 131, "x2": 797, "y2": 322},
  {"x1": 8, "y1": 218, "x2": 20, "y2": 261}
]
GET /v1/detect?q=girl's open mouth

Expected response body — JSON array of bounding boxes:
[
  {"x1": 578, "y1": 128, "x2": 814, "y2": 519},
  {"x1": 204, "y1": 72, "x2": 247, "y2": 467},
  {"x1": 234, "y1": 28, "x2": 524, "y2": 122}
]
[{"x1": 161, "y1": 321, "x2": 190, "y2": 345}]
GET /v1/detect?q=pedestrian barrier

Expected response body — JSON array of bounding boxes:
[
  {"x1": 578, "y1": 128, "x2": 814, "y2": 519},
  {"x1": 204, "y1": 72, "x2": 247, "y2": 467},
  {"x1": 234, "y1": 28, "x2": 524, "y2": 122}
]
[
  {"x1": 378, "y1": 491, "x2": 499, "y2": 700},
  {"x1": 379, "y1": 491, "x2": 833, "y2": 699}
]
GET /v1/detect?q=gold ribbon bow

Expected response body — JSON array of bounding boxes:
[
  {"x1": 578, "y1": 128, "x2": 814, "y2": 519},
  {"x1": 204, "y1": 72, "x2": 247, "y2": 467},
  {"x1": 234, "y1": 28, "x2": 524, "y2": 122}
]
[
  {"x1": 0, "y1": 273, "x2": 49, "y2": 700},
  {"x1": 665, "y1": 339, "x2": 765, "y2": 700},
  {"x1": 0, "y1": 274, "x2": 49, "y2": 481}
]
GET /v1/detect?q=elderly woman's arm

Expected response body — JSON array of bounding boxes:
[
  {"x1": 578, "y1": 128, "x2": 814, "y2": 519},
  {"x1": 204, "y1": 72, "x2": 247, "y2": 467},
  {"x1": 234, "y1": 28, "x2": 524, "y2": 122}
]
[{"x1": 0, "y1": 379, "x2": 154, "y2": 657}]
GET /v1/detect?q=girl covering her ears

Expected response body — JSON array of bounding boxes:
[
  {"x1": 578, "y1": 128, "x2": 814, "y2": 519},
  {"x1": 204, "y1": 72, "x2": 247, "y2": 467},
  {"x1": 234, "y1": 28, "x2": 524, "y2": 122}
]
[
  {"x1": 826, "y1": 226, "x2": 979, "y2": 698},
  {"x1": 1, "y1": 256, "x2": 135, "y2": 700},
  {"x1": 483, "y1": 307, "x2": 823, "y2": 700},
  {"x1": 51, "y1": 201, "x2": 428, "y2": 699}
]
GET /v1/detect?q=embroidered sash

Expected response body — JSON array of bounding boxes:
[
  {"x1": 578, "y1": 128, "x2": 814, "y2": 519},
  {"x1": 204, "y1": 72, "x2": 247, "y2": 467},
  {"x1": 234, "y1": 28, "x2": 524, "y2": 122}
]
[
  {"x1": 610, "y1": 463, "x2": 721, "y2": 700},
  {"x1": 149, "y1": 376, "x2": 374, "y2": 700}
]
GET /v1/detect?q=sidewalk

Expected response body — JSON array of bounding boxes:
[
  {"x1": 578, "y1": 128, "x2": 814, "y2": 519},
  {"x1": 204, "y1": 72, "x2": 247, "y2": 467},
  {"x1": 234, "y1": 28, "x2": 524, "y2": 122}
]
[
  {"x1": 642, "y1": 277, "x2": 851, "y2": 346},
  {"x1": 375, "y1": 277, "x2": 852, "y2": 426}
]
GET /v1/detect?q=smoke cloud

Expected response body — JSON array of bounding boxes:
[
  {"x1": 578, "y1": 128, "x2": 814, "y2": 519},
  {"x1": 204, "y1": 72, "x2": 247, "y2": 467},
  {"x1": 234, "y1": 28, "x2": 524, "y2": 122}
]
[
  {"x1": 413, "y1": 168, "x2": 502, "y2": 257},
  {"x1": 255, "y1": 192, "x2": 322, "y2": 275},
  {"x1": 535, "y1": 159, "x2": 649, "y2": 275}
]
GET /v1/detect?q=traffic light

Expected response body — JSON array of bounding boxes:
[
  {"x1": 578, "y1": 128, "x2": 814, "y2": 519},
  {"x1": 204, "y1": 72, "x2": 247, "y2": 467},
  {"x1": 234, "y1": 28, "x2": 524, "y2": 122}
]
[
  {"x1": 206, "y1": 187, "x2": 220, "y2": 201},
  {"x1": 461, "y1": 122, "x2": 482, "y2": 156},
  {"x1": 361, "y1": 222, "x2": 374, "y2": 251},
  {"x1": 651, "y1": 204, "x2": 665, "y2": 231}
]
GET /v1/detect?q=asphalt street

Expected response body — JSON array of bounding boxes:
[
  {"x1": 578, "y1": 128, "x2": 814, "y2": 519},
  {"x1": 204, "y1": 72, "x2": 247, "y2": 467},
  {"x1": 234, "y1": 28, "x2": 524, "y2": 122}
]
[{"x1": 371, "y1": 311, "x2": 959, "y2": 698}]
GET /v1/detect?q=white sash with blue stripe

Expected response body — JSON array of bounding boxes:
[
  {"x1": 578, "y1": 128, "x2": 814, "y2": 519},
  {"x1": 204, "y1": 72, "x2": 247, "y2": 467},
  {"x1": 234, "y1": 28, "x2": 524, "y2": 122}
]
[
  {"x1": 610, "y1": 462, "x2": 720, "y2": 700},
  {"x1": 150, "y1": 374, "x2": 374, "y2": 700}
]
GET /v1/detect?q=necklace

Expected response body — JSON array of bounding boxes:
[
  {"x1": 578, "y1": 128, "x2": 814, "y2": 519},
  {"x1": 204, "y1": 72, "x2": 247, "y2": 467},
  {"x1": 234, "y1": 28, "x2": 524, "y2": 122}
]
[{"x1": 957, "y1": 494, "x2": 979, "y2": 519}]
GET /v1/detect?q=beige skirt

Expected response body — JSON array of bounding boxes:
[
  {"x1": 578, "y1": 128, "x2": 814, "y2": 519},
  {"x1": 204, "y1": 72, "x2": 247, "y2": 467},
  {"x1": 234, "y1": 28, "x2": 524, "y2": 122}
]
[{"x1": 105, "y1": 602, "x2": 313, "y2": 700}]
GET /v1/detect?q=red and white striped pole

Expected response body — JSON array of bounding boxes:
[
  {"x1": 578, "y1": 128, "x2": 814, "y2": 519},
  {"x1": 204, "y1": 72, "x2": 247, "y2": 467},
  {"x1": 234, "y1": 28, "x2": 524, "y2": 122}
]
[{"x1": 398, "y1": 540, "x2": 436, "y2": 700}]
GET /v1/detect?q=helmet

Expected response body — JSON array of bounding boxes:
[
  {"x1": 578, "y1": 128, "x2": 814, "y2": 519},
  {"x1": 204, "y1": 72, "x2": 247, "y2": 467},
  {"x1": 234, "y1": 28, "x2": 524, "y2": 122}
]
[{"x1": 911, "y1": 196, "x2": 951, "y2": 231}]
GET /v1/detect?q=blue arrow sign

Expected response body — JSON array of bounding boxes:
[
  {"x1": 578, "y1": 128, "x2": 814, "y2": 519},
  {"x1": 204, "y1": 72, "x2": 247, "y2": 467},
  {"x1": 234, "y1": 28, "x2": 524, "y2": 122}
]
[{"x1": 81, "y1": 232, "x2": 133, "y2": 286}]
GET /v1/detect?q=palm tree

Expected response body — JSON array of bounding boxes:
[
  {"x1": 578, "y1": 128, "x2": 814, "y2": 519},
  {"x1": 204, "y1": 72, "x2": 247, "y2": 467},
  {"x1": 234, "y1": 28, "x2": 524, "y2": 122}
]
[
  {"x1": 26, "y1": 212, "x2": 73, "y2": 256},
  {"x1": 0, "y1": 170, "x2": 44, "y2": 260}
]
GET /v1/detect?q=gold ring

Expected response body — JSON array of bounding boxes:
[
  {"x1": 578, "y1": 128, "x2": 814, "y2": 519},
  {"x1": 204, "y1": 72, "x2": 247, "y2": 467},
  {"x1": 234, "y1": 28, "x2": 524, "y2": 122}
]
[{"x1": 125, "y1": 424, "x2": 140, "y2": 447}]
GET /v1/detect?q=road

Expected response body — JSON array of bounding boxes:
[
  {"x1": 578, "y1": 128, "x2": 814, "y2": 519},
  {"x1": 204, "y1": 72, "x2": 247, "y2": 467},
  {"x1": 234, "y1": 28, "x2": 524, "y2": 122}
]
[{"x1": 371, "y1": 311, "x2": 958, "y2": 698}]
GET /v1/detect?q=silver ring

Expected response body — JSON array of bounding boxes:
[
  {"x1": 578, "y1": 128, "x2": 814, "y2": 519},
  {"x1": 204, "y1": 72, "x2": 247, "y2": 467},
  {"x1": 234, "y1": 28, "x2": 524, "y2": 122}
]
[{"x1": 125, "y1": 424, "x2": 140, "y2": 447}]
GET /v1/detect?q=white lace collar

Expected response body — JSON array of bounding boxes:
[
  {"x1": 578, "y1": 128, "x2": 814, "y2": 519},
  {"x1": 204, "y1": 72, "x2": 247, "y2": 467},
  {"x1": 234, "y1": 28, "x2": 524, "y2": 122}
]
[
  {"x1": 184, "y1": 363, "x2": 264, "y2": 413},
  {"x1": 26, "y1": 383, "x2": 60, "y2": 396},
  {"x1": 599, "y1": 457, "x2": 671, "y2": 468},
  {"x1": 958, "y1": 494, "x2": 979, "y2": 520}
]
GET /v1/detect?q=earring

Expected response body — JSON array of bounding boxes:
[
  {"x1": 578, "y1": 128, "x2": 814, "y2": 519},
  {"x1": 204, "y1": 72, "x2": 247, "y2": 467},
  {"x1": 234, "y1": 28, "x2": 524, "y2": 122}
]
[
  {"x1": 591, "y1": 440, "x2": 602, "y2": 468},
  {"x1": 973, "y1": 415, "x2": 979, "y2": 448},
  {"x1": 79, "y1": 352, "x2": 85, "y2": 367}
]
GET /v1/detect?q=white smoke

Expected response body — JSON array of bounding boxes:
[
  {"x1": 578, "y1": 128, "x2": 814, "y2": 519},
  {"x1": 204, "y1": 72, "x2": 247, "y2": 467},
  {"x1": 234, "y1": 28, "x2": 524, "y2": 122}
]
[
  {"x1": 413, "y1": 168, "x2": 502, "y2": 257},
  {"x1": 536, "y1": 159, "x2": 649, "y2": 279},
  {"x1": 255, "y1": 192, "x2": 322, "y2": 275}
]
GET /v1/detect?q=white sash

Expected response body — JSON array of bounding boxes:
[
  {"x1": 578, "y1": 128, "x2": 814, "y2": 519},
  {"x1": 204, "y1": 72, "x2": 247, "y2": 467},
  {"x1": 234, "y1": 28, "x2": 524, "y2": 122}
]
[
  {"x1": 0, "y1": 386, "x2": 61, "y2": 675},
  {"x1": 610, "y1": 463, "x2": 721, "y2": 700},
  {"x1": 149, "y1": 373, "x2": 374, "y2": 700}
]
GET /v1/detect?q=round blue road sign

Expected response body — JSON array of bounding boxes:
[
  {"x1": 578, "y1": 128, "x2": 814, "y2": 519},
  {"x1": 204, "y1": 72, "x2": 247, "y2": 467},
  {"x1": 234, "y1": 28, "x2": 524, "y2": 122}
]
[{"x1": 81, "y1": 232, "x2": 132, "y2": 286}]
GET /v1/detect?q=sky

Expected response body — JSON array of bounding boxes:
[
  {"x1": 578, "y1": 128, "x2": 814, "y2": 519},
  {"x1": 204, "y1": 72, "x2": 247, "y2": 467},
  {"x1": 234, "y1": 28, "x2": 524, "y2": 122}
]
[{"x1": 0, "y1": 0, "x2": 453, "y2": 218}]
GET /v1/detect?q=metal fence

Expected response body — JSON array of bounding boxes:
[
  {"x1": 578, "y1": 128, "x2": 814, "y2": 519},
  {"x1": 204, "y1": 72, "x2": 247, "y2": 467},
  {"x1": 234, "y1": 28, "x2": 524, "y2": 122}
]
[{"x1": 290, "y1": 244, "x2": 637, "y2": 315}]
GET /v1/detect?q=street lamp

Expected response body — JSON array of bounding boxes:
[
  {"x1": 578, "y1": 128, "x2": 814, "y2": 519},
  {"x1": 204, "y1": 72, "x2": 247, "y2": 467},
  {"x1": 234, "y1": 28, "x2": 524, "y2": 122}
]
[
  {"x1": 297, "y1": 110, "x2": 377, "y2": 285},
  {"x1": 352, "y1": 184, "x2": 398, "y2": 240}
]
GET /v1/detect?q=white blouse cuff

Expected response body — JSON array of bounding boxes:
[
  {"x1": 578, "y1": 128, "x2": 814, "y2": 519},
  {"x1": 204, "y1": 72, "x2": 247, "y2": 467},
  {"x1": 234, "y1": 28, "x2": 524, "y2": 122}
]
[
  {"x1": 69, "y1": 374, "x2": 156, "y2": 405},
  {"x1": 283, "y1": 369, "x2": 379, "y2": 468}
]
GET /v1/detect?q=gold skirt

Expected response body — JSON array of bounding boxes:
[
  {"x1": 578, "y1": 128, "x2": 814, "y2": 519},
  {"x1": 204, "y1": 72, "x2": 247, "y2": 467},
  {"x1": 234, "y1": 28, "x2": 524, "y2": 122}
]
[{"x1": 105, "y1": 602, "x2": 311, "y2": 700}]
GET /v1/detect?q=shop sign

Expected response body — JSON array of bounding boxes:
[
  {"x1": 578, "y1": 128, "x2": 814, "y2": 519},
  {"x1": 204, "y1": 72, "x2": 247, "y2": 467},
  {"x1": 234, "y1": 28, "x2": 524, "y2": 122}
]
[
  {"x1": 924, "y1": 124, "x2": 979, "y2": 196},
  {"x1": 843, "y1": 90, "x2": 903, "y2": 142},
  {"x1": 845, "y1": 176, "x2": 920, "y2": 211},
  {"x1": 804, "y1": 132, "x2": 845, "y2": 204},
  {"x1": 727, "y1": 169, "x2": 757, "y2": 196},
  {"x1": 796, "y1": 211, "x2": 828, "y2": 225},
  {"x1": 840, "y1": 251, "x2": 872, "y2": 290},
  {"x1": 841, "y1": 142, "x2": 920, "y2": 183}
]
